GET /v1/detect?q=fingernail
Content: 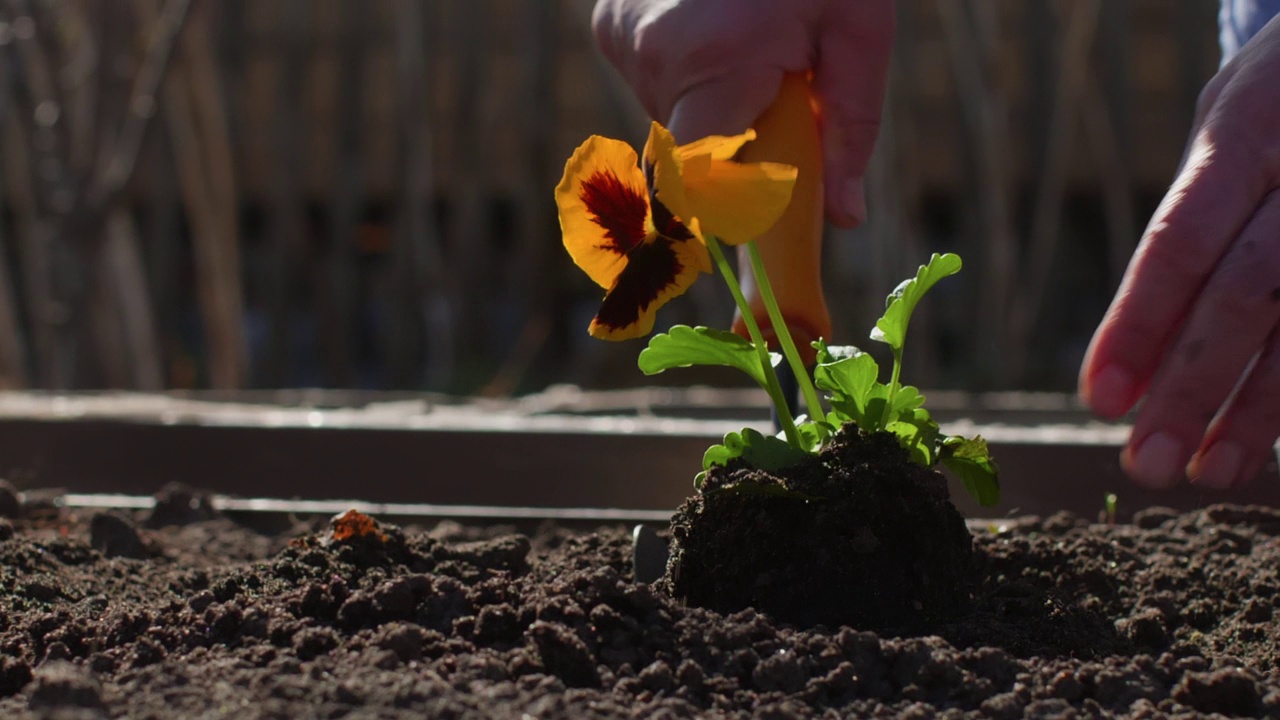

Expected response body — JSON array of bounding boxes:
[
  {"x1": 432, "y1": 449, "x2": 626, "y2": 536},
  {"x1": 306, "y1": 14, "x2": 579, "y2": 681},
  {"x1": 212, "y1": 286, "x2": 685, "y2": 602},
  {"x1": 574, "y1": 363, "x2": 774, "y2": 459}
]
[
  {"x1": 1122, "y1": 432, "x2": 1184, "y2": 488},
  {"x1": 1188, "y1": 442, "x2": 1242, "y2": 490},
  {"x1": 1086, "y1": 365, "x2": 1134, "y2": 418},
  {"x1": 843, "y1": 178, "x2": 866, "y2": 225}
]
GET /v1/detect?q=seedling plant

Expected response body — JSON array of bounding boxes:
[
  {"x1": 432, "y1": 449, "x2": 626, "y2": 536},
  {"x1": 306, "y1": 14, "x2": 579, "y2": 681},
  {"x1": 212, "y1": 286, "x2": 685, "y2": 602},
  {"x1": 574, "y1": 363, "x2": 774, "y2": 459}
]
[{"x1": 556, "y1": 122, "x2": 999, "y2": 507}]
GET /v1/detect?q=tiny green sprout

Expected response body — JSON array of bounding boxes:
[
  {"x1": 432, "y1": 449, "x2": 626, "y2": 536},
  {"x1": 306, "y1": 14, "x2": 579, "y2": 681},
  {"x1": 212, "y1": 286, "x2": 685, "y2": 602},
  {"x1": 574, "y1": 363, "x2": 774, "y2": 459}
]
[{"x1": 1104, "y1": 492, "x2": 1118, "y2": 526}]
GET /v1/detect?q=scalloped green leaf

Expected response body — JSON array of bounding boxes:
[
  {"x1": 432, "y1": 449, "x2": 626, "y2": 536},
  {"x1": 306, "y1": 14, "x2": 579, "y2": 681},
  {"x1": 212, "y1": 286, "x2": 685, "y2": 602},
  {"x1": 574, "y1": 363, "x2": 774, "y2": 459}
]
[
  {"x1": 940, "y1": 435, "x2": 1001, "y2": 507},
  {"x1": 638, "y1": 325, "x2": 779, "y2": 389},
  {"x1": 814, "y1": 349, "x2": 879, "y2": 401},
  {"x1": 701, "y1": 427, "x2": 810, "y2": 474},
  {"x1": 871, "y1": 253, "x2": 962, "y2": 353},
  {"x1": 813, "y1": 340, "x2": 865, "y2": 364},
  {"x1": 886, "y1": 407, "x2": 939, "y2": 467},
  {"x1": 795, "y1": 419, "x2": 833, "y2": 453}
]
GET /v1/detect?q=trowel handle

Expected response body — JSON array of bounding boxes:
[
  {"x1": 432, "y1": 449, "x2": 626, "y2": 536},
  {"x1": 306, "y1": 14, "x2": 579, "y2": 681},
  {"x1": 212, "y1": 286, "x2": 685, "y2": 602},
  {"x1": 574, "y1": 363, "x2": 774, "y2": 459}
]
[{"x1": 731, "y1": 73, "x2": 831, "y2": 364}]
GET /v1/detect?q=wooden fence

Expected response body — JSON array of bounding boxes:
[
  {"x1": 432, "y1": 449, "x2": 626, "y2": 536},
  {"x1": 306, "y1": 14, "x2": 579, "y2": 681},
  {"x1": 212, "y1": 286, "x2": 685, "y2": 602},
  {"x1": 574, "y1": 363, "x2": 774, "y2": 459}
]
[{"x1": 0, "y1": 0, "x2": 1221, "y2": 394}]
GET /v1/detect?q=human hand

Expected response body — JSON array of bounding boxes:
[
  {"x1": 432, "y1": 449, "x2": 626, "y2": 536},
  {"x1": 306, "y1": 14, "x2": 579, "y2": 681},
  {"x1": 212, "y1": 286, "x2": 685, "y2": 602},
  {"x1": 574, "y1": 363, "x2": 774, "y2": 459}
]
[
  {"x1": 591, "y1": 0, "x2": 894, "y2": 227},
  {"x1": 1079, "y1": 15, "x2": 1280, "y2": 490}
]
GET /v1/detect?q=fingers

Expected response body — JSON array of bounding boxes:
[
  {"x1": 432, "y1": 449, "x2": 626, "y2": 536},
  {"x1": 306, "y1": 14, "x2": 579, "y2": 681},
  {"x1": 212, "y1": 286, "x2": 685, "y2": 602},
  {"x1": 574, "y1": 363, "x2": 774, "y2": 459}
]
[
  {"x1": 1079, "y1": 123, "x2": 1271, "y2": 420},
  {"x1": 1081, "y1": 17, "x2": 1280, "y2": 425},
  {"x1": 1192, "y1": 335, "x2": 1280, "y2": 490},
  {"x1": 812, "y1": 0, "x2": 895, "y2": 227},
  {"x1": 1187, "y1": 192, "x2": 1280, "y2": 490},
  {"x1": 1120, "y1": 189, "x2": 1280, "y2": 488},
  {"x1": 594, "y1": 0, "x2": 817, "y2": 132}
]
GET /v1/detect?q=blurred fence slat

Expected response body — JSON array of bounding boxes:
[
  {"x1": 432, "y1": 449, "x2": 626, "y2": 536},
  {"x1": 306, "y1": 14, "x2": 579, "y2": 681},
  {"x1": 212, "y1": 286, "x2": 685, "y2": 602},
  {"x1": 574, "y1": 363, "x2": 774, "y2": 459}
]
[
  {"x1": 318, "y1": 0, "x2": 367, "y2": 388},
  {"x1": 0, "y1": 57, "x2": 30, "y2": 386},
  {"x1": 105, "y1": 208, "x2": 163, "y2": 389},
  {"x1": 146, "y1": 0, "x2": 245, "y2": 389},
  {"x1": 482, "y1": 0, "x2": 559, "y2": 397},
  {"x1": 142, "y1": 124, "x2": 182, "y2": 386},
  {"x1": 1, "y1": 109, "x2": 52, "y2": 385},
  {"x1": 1009, "y1": 0, "x2": 1101, "y2": 381},
  {"x1": 389, "y1": 0, "x2": 447, "y2": 389},
  {"x1": 445, "y1": 0, "x2": 494, "y2": 382},
  {"x1": 0, "y1": 216, "x2": 27, "y2": 387},
  {"x1": 937, "y1": 0, "x2": 1018, "y2": 387},
  {"x1": 262, "y1": 0, "x2": 309, "y2": 387}
]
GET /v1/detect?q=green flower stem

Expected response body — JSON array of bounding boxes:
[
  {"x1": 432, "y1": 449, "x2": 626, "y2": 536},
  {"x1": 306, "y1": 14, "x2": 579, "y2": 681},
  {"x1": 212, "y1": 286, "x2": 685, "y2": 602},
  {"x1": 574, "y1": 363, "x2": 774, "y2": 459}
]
[
  {"x1": 744, "y1": 240, "x2": 824, "y2": 422},
  {"x1": 880, "y1": 348, "x2": 903, "y2": 427},
  {"x1": 705, "y1": 234, "x2": 800, "y2": 447}
]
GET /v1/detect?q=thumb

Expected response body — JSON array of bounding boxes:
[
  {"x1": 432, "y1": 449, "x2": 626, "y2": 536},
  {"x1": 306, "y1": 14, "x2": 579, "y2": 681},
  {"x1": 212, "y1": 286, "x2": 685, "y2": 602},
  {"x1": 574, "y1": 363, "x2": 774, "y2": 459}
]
[
  {"x1": 813, "y1": 0, "x2": 895, "y2": 227},
  {"x1": 664, "y1": 69, "x2": 786, "y2": 144}
]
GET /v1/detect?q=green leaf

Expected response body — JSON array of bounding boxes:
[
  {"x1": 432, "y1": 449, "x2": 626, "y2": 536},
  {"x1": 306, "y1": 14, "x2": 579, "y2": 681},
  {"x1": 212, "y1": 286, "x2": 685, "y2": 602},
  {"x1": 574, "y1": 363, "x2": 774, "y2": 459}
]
[
  {"x1": 701, "y1": 443, "x2": 736, "y2": 473},
  {"x1": 847, "y1": 385, "x2": 889, "y2": 432},
  {"x1": 813, "y1": 340, "x2": 864, "y2": 364},
  {"x1": 697, "y1": 426, "x2": 818, "y2": 498},
  {"x1": 940, "y1": 435, "x2": 1001, "y2": 507},
  {"x1": 638, "y1": 325, "x2": 780, "y2": 389},
  {"x1": 813, "y1": 342, "x2": 882, "y2": 431},
  {"x1": 888, "y1": 385, "x2": 926, "y2": 415},
  {"x1": 701, "y1": 427, "x2": 811, "y2": 474},
  {"x1": 814, "y1": 349, "x2": 879, "y2": 400},
  {"x1": 794, "y1": 419, "x2": 833, "y2": 453},
  {"x1": 871, "y1": 253, "x2": 962, "y2": 353},
  {"x1": 812, "y1": 338, "x2": 937, "y2": 436},
  {"x1": 885, "y1": 407, "x2": 940, "y2": 467},
  {"x1": 823, "y1": 405, "x2": 853, "y2": 429}
]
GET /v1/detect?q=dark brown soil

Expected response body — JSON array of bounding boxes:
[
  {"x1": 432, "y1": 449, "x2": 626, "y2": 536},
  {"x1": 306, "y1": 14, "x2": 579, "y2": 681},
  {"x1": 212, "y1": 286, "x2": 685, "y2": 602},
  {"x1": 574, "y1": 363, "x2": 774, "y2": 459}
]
[
  {"x1": 664, "y1": 429, "x2": 975, "y2": 629},
  {"x1": 1, "y1": 484, "x2": 1280, "y2": 718}
]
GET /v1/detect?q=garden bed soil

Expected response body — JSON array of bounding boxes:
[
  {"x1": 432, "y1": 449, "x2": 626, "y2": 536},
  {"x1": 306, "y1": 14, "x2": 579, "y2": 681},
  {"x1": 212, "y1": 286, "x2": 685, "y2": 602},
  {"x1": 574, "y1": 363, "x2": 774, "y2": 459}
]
[{"x1": 1, "y1": 482, "x2": 1280, "y2": 718}]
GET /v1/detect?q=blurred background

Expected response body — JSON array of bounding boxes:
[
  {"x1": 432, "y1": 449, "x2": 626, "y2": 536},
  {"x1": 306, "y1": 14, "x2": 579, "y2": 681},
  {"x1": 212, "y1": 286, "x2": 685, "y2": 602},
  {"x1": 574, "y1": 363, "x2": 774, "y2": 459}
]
[{"x1": 0, "y1": 0, "x2": 1221, "y2": 396}]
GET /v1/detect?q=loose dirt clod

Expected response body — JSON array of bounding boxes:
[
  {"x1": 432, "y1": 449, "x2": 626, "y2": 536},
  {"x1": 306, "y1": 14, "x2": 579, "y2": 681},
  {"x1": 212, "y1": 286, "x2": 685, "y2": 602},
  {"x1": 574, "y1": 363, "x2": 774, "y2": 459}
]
[
  {"x1": 0, "y1": 479, "x2": 20, "y2": 520},
  {"x1": 88, "y1": 512, "x2": 148, "y2": 559}
]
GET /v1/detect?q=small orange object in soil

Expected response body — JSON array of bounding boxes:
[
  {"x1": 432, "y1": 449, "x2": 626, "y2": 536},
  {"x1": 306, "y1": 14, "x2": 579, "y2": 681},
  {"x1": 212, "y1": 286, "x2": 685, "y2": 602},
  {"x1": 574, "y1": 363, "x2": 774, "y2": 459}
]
[{"x1": 327, "y1": 509, "x2": 387, "y2": 543}]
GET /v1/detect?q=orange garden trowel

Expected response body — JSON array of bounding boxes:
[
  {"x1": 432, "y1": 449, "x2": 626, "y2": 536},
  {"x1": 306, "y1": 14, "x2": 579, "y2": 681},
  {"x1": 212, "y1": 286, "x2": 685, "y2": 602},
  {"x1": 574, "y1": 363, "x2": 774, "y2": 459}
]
[{"x1": 732, "y1": 73, "x2": 831, "y2": 421}]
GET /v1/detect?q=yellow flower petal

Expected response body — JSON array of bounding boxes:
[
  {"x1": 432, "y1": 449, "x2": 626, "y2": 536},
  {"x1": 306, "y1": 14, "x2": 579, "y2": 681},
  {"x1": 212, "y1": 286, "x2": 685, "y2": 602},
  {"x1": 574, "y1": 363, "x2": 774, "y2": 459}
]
[
  {"x1": 644, "y1": 121, "x2": 695, "y2": 229},
  {"x1": 645, "y1": 121, "x2": 797, "y2": 245},
  {"x1": 683, "y1": 159, "x2": 798, "y2": 245},
  {"x1": 555, "y1": 135, "x2": 653, "y2": 289},
  {"x1": 588, "y1": 219, "x2": 710, "y2": 340},
  {"x1": 677, "y1": 129, "x2": 757, "y2": 161}
]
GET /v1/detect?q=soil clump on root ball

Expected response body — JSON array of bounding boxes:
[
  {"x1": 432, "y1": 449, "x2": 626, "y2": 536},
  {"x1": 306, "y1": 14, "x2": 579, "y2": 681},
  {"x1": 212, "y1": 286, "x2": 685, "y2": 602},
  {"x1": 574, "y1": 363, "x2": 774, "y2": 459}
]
[{"x1": 663, "y1": 428, "x2": 975, "y2": 629}]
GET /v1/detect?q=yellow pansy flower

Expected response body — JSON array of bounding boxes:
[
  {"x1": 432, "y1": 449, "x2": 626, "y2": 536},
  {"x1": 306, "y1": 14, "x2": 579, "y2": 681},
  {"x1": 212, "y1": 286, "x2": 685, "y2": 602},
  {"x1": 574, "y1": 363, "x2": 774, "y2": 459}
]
[
  {"x1": 644, "y1": 122, "x2": 798, "y2": 246},
  {"x1": 555, "y1": 122, "x2": 797, "y2": 340}
]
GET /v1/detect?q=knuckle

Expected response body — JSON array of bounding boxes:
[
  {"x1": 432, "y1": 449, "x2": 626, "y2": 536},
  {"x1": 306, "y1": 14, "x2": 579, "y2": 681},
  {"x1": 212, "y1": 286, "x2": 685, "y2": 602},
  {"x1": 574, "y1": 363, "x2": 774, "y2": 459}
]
[
  {"x1": 1204, "y1": 282, "x2": 1270, "y2": 329},
  {"x1": 1204, "y1": 236, "x2": 1280, "y2": 329},
  {"x1": 1096, "y1": 306, "x2": 1167, "y2": 372},
  {"x1": 1251, "y1": 341, "x2": 1280, "y2": 394},
  {"x1": 1135, "y1": 231, "x2": 1210, "y2": 287},
  {"x1": 630, "y1": 17, "x2": 676, "y2": 84},
  {"x1": 1194, "y1": 75, "x2": 1226, "y2": 122},
  {"x1": 636, "y1": 17, "x2": 731, "y2": 69},
  {"x1": 1145, "y1": 365, "x2": 1230, "y2": 431},
  {"x1": 1198, "y1": 97, "x2": 1279, "y2": 187},
  {"x1": 1220, "y1": 391, "x2": 1280, "y2": 450},
  {"x1": 590, "y1": 3, "x2": 613, "y2": 52}
]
